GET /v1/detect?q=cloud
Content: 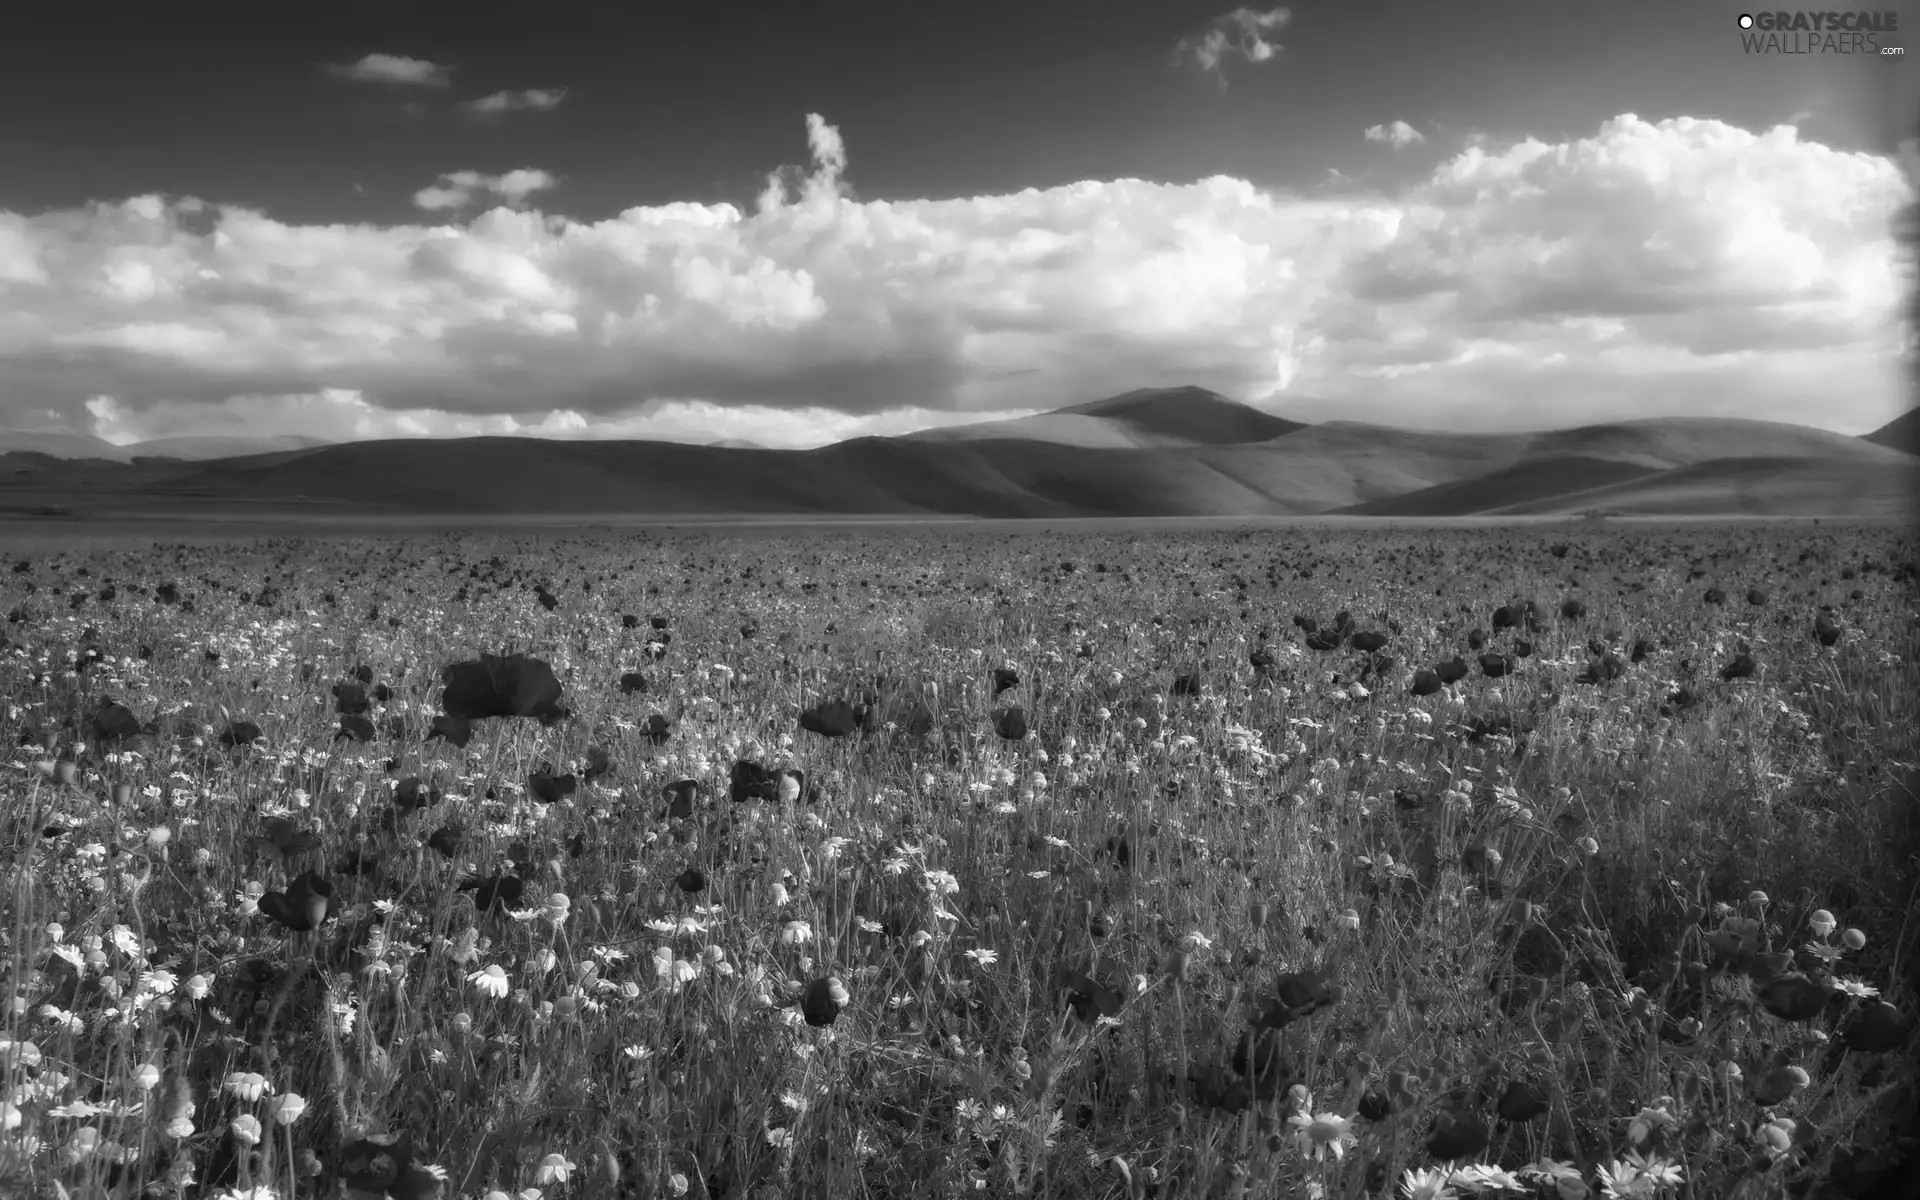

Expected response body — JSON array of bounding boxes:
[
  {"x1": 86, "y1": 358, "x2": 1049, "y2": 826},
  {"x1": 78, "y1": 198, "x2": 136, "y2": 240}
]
[
  {"x1": 461, "y1": 88, "x2": 569, "y2": 117},
  {"x1": 1173, "y1": 7, "x2": 1291, "y2": 83},
  {"x1": 1365, "y1": 121, "x2": 1426, "y2": 150},
  {"x1": 412, "y1": 169, "x2": 558, "y2": 212},
  {"x1": 0, "y1": 112, "x2": 1908, "y2": 449},
  {"x1": 328, "y1": 53, "x2": 454, "y2": 87}
]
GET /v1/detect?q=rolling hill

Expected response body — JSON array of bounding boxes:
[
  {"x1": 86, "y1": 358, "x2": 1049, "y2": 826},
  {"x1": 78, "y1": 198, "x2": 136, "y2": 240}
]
[{"x1": 1, "y1": 389, "x2": 1913, "y2": 519}]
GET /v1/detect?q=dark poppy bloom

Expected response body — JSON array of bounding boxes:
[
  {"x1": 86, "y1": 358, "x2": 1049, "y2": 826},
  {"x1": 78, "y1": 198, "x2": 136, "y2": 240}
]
[
  {"x1": 622, "y1": 614, "x2": 640, "y2": 629},
  {"x1": 801, "y1": 976, "x2": 850, "y2": 1026},
  {"x1": 1630, "y1": 638, "x2": 1655, "y2": 663},
  {"x1": 1478, "y1": 653, "x2": 1509, "y2": 678},
  {"x1": 439, "y1": 652, "x2": 566, "y2": 722},
  {"x1": 1814, "y1": 614, "x2": 1842, "y2": 647},
  {"x1": 992, "y1": 706, "x2": 1028, "y2": 740},
  {"x1": 535, "y1": 588, "x2": 558, "y2": 612},
  {"x1": 1496, "y1": 1079, "x2": 1549, "y2": 1122},
  {"x1": 1578, "y1": 654, "x2": 1625, "y2": 685},
  {"x1": 1466, "y1": 628, "x2": 1486, "y2": 650},
  {"x1": 1250, "y1": 646, "x2": 1276, "y2": 672},
  {"x1": 1357, "y1": 1090, "x2": 1393, "y2": 1121},
  {"x1": 1252, "y1": 970, "x2": 1341, "y2": 1028},
  {"x1": 1491, "y1": 605, "x2": 1521, "y2": 630},
  {"x1": 1747, "y1": 587, "x2": 1769, "y2": 606},
  {"x1": 620, "y1": 671, "x2": 648, "y2": 694},
  {"x1": 392, "y1": 777, "x2": 441, "y2": 811},
  {"x1": 89, "y1": 700, "x2": 149, "y2": 741},
  {"x1": 1410, "y1": 670, "x2": 1442, "y2": 697},
  {"x1": 675, "y1": 866, "x2": 707, "y2": 893},
  {"x1": 459, "y1": 873, "x2": 524, "y2": 912},
  {"x1": 1349, "y1": 630, "x2": 1388, "y2": 654},
  {"x1": 662, "y1": 778, "x2": 699, "y2": 819},
  {"x1": 1230, "y1": 1026, "x2": 1295, "y2": 1098},
  {"x1": 336, "y1": 715, "x2": 375, "y2": 742},
  {"x1": 1425, "y1": 1109, "x2": 1490, "y2": 1162},
  {"x1": 1720, "y1": 653, "x2": 1757, "y2": 682},
  {"x1": 426, "y1": 714, "x2": 472, "y2": 747},
  {"x1": 1560, "y1": 598, "x2": 1585, "y2": 621},
  {"x1": 992, "y1": 666, "x2": 1020, "y2": 695},
  {"x1": 338, "y1": 1132, "x2": 440, "y2": 1200},
  {"x1": 221, "y1": 720, "x2": 263, "y2": 749},
  {"x1": 800, "y1": 699, "x2": 861, "y2": 738},
  {"x1": 258, "y1": 871, "x2": 333, "y2": 932},
  {"x1": 1292, "y1": 614, "x2": 1318, "y2": 633},
  {"x1": 427, "y1": 826, "x2": 464, "y2": 857},
  {"x1": 644, "y1": 714, "x2": 672, "y2": 744},
  {"x1": 1840, "y1": 1000, "x2": 1914, "y2": 1053},
  {"x1": 1054, "y1": 966, "x2": 1122, "y2": 1022},
  {"x1": 1704, "y1": 587, "x2": 1726, "y2": 605},
  {"x1": 530, "y1": 770, "x2": 577, "y2": 804},
  {"x1": 731, "y1": 759, "x2": 778, "y2": 802},
  {"x1": 1304, "y1": 630, "x2": 1342, "y2": 652},
  {"x1": 251, "y1": 817, "x2": 321, "y2": 859},
  {"x1": 333, "y1": 683, "x2": 369, "y2": 715},
  {"x1": 1756, "y1": 974, "x2": 1834, "y2": 1021},
  {"x1": 583, "y1": 746, "x2": 612, "y2": 783}
]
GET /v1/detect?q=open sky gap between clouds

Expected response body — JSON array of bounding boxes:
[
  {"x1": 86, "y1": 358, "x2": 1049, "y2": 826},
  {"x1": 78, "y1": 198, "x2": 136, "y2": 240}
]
[{"x1": 0, "y1": 110, "x2": 1908, "y2": 448}]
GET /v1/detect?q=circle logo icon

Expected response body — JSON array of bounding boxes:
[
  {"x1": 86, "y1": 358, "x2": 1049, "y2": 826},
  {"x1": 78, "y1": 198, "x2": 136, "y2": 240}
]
[{"x1": 1738, "y1": 13, "x2": 1754, "y2": 28}]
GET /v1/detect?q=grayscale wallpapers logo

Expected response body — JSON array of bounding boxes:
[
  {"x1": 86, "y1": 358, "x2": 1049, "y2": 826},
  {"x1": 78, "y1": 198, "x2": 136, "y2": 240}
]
[{"x1": 1737, "y1": 11, "x2": 1903, "y2": 54}]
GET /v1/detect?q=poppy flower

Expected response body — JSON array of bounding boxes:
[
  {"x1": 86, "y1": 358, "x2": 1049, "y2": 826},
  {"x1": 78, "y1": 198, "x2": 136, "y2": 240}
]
[
  {"x1": 425, "y1": 714, "x2": 472, "y2": 747},
  {"x1": 535, "y1": 587, "x2": 558, "y2": 612},
  {"x1": 439, "y1": 652, "x2": 566, "y2": 722},
  {"x1": 1054, "y1": 966, "x2": 1122, "y2": 1022},
  {"x1": 1719, "y1": 654, "x2": 1756, "y2": 682},
  {"x1": 1304, "y1": 630, "x2": 1343, "y2": 652},
  {"x1": 1253, "y1": 971, "x2": 1341, "y2": 1028},
  {"x1": 221, "y1": 720, "x2": 263, "y2": 750},
  {"x1": 1189, "y1": 1061, "x2": 1250, "y2": 1113},
  {"x1": 1747, "y1": 587, "x2": 1769, "y2": 606},
  {"x1": 1249, "y1": 647, "x2": 1276, "y2": 672},
  {"x1": 992, "y1": 666, "x2": 1020, "y2": 695},
  {"x1": 1230, "y1": 1026, "x2": 1295, "y2": 1096},
  {"x1": 1839, "y1": 1001, "x2": 1914, "y2": 1053},
  {"x1": 1756, "y1": 974, "x2": 1834, "y2": 1021},
  {"x1": 336, "y1": 715, "x2": 375, "y2": 742},
  {"x1": 801, "y1": 976, "x2": 850, "y2": 1026},
  {"x1": 730, "y1": 759, "x2": 777, "y2": 802},
  {"x1": 252, "y1": 817, "x2": 321, "y2": 859},
  {"x1": 1629, "y1": 638, "x2": 1655, "y2": 663},
  {"x1": 333, "y1": 683, "x2": 369, "y2": 715},
  {"x1": 992, "y1": 706, "x2": 1028, "y2": 740},
  {"x1": 89, "y1": 700, "x2": 149, "y2": 741},
  {"x1": 1491, "y1": 605, "x2": 1521, "y2": 630},
  {"x1": 1478, "y1": 654, "x2": 1509, "y2": 678},
  {"x1": 258, "y1": 871, "x2": 333, "y2": 932},
  {"x1": 1814, "y1": 615, "x2": 1842, "y2": 647},
  {"x1": 622, "y1": 614, "x2": 640, "y2": 629},
  {"x1": 393, "y1": 777, "x2": 440, "y2": 811},
  {"x1": 426, "y1": 826, "x2": 464, "y2": 857},
  {"x1": 675, "y1": 866, "x2": 707, "y2": 894},
  {"x1": 661, "y1": 778, "x2": 699, "y2": 819},
  {"x1": 1350, "y1": 630, "x2": 1388, "y2": 654},
  {"x1": 459, "y1": 874, "x2": 524, "y2": 912},
  {"x1": 800, "y1": 699, "x2": 861, "y2": 738},
  {"x1": 530, "y1": 770, "x2": 576, "y2": 804},
  {"x1": 619, "y1": 671, "x2": 648, "y2": 694},
  {"x1": 644, "y1": 713, "x2": 672, "y2": 744},
  {"x1": 1466, "y1": 627, "x2": 1487, "y2": 650},
  {"x1": 1495, "y1": 1079, "x2": 1549, "y2": 1121},
  {"x1": 1704, "y1": 587, "x2": 1726, "y2": 605},
  {"x1": 1435, "y1": 656, "x2": 1468, "y2": 685},
  {"x1": 1356, "y1": 1090, "x2": 1393, "y2": 1121},
  {"x1": 583, "y1": 746, "x2": 612, "y2": 783},
  {"x1": 1425, "y1": 1109, "x2": 1489, "y2": 1161},
  {"x1": 1409, "y1": 670, "x2": 1442, "y2": 697},
  {"x1": 1560, "y1": 599, "x2": 1586, "y2": 620}
]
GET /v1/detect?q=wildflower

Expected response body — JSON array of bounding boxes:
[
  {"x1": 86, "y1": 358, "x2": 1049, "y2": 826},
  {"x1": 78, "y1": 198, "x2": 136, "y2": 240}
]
[
  {"x1": 780, "y1": 920, "x2": 813, "y2": 946},
  {"x1": 1808, "y1": 909, "x2": 1836, "y2": 937},
  {"x1": 224, "y1": 1072, "x2": 271, "y2": 1101},
  {"x1": 469, "y1": 963, "x2": 511, "y2": 999},
  {"x1": 1842, "y1": 928, "x2": 1867, "y2": 950},
  {"x1": 966, "y1": 948, "x2": 999, "y2": 966},
  {"x1": 1399, "y1": 1167, "x2": 1458, "y2": 1200},
  {"x1": 231, "y1": 1115, "x2": 263, "y2": 1145},
  {"x1": 266, "y1": 1093, "x2": 307, "y2": 1125},
  {"x1": 542, "y1": 893, "x2": 571, "y2": 927},
  {"x1": 1289, "y1": 1111, "x2": 1356, "y2": 1160},
  {"x1": 1183, "y1": 931, "x2": 1213, "y2": 951},
  {"x1": 133, "y1": 1063, "x2": 161, "y2": 1091},
  {"x1": 535, "y1": 1154, "x2": 574, "y2": 1185}
]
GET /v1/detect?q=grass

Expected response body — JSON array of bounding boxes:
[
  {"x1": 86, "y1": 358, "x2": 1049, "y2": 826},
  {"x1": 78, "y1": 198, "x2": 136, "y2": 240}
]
[{"x1": 0, "y1": 521, "x2": 1914, "y2": 1200}]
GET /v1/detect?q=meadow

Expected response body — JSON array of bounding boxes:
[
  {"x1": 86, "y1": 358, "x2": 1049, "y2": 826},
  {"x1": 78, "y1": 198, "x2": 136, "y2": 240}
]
[{"x1": 0, "y1": 521, "x2": 1915, "y2": 1200}]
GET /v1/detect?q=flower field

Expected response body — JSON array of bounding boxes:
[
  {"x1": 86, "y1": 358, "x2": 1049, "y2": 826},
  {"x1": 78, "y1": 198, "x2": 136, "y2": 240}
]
[{"x1": 0, "y1": 521, "x2": 1915, "y2": 1200}]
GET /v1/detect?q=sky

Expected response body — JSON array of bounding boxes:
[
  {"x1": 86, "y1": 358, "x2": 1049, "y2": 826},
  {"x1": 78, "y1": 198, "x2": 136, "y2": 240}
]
[{"x1": 0, "y1": 0, "x2": 1915, "y2": 449}]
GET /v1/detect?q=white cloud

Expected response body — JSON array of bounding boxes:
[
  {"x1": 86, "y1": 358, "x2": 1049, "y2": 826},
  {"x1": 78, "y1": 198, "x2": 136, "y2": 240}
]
[
  {"x1": 1173, "y1": 7, "x2": 1292, "y2": 83},
  {"x1": 1364, "y1": 121, "x2": 1425, "y2": 150},
  {"x1": 412, "y1": 169, "x2": 558, "y2": 212},
  {"x1": 461, "y1": 88, "x2": 569, "y2": 116},
  {"x1": 328, "y1": 53, "x2": 454, "y2": 87},
  {"x1": 0, "y1": 112, "x2": 1908, "y2": 447}
]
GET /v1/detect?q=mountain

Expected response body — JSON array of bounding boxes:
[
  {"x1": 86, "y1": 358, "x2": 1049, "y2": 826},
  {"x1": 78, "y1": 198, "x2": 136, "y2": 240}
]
[
  {"x1": 902, "y1": 386, "x2": 1308, "y2": 448},
  {"x1": 0, "y1": 429, "x2": 332, "y2": 462},
  {"x1": 1, "y1": 390, "x2": 1911, "y2": 520},
  {"x1": 1863, "y1": 407, "x2": 1920, "y2": 455}
]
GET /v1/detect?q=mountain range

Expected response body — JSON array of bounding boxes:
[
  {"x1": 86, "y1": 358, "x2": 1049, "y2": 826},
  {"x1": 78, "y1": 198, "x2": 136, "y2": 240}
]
[{"x1": 2, "y1": 386, "x2": 1915, "y2": 520}]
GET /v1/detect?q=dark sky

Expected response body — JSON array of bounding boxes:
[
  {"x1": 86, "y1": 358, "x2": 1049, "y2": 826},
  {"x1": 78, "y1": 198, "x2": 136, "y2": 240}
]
[{"x1": 0, "y1": 0, "x2": 1912, "y2": 445}]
